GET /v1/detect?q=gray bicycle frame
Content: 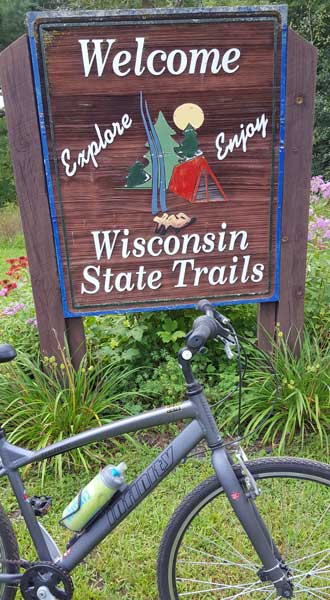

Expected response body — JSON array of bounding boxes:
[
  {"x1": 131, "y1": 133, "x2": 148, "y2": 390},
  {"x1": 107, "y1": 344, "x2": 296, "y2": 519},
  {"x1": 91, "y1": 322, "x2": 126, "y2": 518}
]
[{"x1": 0, "y1": 353, "x2": 287, "y2": 591}]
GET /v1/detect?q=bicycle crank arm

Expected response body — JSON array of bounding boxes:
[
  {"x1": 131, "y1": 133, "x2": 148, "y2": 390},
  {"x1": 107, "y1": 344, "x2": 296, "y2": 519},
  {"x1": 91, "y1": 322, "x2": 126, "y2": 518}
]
[{"x1": 212, "y1": 447, "x2": 293, "y2": 598}]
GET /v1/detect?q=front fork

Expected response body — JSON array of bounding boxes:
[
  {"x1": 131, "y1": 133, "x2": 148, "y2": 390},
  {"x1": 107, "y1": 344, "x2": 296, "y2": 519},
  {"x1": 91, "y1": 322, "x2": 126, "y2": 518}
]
[
  {"x1": 179, "y1": 349, "x2": 293, "y2": 598},
  {"x1": 212, "y1": 446, "x2": 293, "y2": 598}
]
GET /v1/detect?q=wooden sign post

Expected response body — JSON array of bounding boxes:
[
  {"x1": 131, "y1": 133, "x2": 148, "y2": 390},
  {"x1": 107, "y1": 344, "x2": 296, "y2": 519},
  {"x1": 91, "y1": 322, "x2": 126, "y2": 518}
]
[{"x1": 0, "y1": 7, "x2": 316, "y2": 364}]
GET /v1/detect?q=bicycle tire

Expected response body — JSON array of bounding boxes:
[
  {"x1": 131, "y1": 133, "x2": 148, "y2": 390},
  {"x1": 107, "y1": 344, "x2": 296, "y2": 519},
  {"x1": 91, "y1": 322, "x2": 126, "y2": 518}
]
[
  {"x1": 157, "y1": 457, "x2": 330, "y2": 599},
  {"x1": 0, "y1": 502, "x2": 19, "y2": 600}
]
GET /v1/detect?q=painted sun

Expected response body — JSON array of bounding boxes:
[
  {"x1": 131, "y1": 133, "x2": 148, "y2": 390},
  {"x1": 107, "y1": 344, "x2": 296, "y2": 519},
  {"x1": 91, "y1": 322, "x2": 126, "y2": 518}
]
[{"x1": 173, "y1": 103, "x2": 205, "y2": 131}]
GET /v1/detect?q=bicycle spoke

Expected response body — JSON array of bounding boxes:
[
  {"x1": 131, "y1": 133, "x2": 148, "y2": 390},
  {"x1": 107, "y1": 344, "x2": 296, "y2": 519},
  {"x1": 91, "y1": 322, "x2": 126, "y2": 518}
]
[
  {"x1": 294, "y1": 582, "x2": 330, "y2": 599},
  {"x1": 210, "y1": 528, "x2": 257, "y2": 568},
  {"x1": 287, "y1": 548, "x2": 330, "y2": 566},
  {"x1": 302, "y1": 504, "x2": 330, "y2": 549},
  {"x1": 177, "y1": 579, "x2": 275, "y2": 598},
  {"x1": 178, "y1": 558, "x2": 256, "y2": 571},
  {"x1": 293, "y1": 548, "x2": 330, "y2": 590}
]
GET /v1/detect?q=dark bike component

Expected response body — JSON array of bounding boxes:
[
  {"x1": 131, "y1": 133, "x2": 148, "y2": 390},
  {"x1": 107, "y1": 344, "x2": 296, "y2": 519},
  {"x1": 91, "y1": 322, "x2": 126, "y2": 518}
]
[
  {"x1": 185, "y1": 299, "x2": 235, "y2": 354},
  {"x1": 29, "y1": 497, "x2": 52, "y2": 518},
  {"x1": 20, "y1": 564, "x2": 73, "y2": 600},
  {"x1": 0, "y1": 345, "x2": 16, "y2": 364}
]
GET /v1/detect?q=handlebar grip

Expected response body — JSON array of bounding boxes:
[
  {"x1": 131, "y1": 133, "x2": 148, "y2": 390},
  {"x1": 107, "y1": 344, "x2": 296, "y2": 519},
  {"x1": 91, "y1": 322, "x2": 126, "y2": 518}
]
[
  {"x1": 196, "y1": 299, "x2": 214, "y2": 315},
  {"x1": 197, "y1": 298, "x2": 230, "y2": 327},
  {"x1": 187, "y1": 315, "x2": 219, "y2": 350}
]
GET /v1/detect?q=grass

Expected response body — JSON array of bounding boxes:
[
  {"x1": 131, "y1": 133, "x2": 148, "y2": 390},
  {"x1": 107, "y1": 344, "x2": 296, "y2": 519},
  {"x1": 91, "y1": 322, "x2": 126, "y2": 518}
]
[{"x1": 0, "y1": 436, "x2": 328, "y2": 599}]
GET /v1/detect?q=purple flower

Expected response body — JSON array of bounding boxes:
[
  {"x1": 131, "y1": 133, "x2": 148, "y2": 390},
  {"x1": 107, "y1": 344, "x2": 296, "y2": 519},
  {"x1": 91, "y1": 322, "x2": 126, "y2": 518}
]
[
  {"x1": 0, "y1": 288, "x2": 7, "y2": 297},
  {"x1": 2, "y1": 302, "x2": 26, "y2": 316},
  {"x1": 315, "y1": 217, "x2": 326, "y2": 227},
  {"x1": 320, "y1": 182, "x2": 330, "y2": 199},
  {"x1": 311, "y1": 176, "x2": 325, "y2": 194},
  {"x1": 26, "y1": 317, "x2": 38, "y2": 327}
]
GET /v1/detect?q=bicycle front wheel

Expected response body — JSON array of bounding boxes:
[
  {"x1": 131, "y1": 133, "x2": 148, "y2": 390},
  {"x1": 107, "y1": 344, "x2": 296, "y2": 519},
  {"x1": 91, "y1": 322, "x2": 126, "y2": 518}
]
[{"x1": 157, "y1": 457, "x2": 330, "y2": 599}]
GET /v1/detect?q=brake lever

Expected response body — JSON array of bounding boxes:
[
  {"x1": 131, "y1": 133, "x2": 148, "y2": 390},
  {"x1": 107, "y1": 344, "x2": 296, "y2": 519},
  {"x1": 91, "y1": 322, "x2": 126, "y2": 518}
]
[
  {"x1": 216, "y1": 323, "x2": 236, "y2": 359},
  {"x1": 214, "y1": 312, "x2": 231, "y2": 327},
  {"x1": 224, "y1": 340, "x2": 235, "y2": 360}
]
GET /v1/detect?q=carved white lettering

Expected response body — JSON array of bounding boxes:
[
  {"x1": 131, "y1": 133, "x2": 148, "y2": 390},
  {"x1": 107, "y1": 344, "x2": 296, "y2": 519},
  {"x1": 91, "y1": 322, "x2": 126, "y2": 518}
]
[{"x1": 79, "y1": 37, "x2": 241, "y2": 78}]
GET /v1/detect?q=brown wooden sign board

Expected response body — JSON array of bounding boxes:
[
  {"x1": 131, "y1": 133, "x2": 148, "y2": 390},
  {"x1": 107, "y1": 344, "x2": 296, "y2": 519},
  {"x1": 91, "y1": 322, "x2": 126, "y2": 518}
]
[{"x1": 27, "y1": 6, "x2": 288, "y2": 316}]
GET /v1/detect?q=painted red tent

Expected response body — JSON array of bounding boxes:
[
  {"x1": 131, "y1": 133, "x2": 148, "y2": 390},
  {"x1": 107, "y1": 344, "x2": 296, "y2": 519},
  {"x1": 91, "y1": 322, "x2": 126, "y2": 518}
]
[{"x1": 169, "y1": 155, "x2": 227, "y2": 203}]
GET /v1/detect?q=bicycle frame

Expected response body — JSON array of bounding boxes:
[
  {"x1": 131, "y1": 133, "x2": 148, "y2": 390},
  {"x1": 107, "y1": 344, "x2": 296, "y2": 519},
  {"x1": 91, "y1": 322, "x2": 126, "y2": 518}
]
[{"x1": 0, "y1": 353, "x2": 290, "y2": 594}]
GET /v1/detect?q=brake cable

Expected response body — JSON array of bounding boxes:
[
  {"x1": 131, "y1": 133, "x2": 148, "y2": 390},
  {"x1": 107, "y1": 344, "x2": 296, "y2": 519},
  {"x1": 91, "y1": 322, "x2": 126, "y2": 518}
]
[{"x1": 186, "y1": 321, "x2": 280, "y2": 459}]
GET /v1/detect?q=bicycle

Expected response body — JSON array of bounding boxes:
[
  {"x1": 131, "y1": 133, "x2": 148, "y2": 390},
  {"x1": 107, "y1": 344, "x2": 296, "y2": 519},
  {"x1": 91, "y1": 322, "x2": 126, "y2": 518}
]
[{"x1": 0, "y1": 299, "x2": 329, "y2": 599}]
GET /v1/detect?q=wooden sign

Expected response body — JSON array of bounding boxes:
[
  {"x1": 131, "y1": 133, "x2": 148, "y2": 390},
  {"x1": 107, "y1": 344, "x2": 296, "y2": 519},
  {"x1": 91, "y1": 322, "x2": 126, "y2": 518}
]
[{"x1": 28, "y1": 6, "x2": 288, "y2": 316}]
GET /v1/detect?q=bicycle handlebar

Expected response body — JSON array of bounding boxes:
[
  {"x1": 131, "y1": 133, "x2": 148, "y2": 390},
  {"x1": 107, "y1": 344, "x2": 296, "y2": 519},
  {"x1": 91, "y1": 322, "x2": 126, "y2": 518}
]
[
  {"x1": 186, "y1": 315, "x2": 220, "y2": 350},
  {"x1": 186, "y1": 300, "x2": 235, "y2": 354}
]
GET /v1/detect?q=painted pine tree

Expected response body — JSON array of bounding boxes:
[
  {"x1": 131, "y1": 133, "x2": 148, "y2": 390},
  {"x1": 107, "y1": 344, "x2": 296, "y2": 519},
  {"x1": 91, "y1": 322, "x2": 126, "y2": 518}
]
[
  {"x1": 175, "y1": 124, "x2": 200, "y2": 160},
  {"x1": 125, "y1": 161, "x2": 150, "y2": 188},
  {"x1": 138, "y1": 111, "x2": 179, "y2": 188}
]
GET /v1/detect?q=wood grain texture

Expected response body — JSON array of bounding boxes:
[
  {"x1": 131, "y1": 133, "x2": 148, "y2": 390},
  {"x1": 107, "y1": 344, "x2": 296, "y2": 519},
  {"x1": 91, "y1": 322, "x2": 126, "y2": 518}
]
[
  {"x1": 32, "y1": 14, "x2": 283, "y2": 314},
  {"x1": 258, "y1": 28, "x2": 317, "y2": 354},
  {"x1": 0, "y1": 35, "x2": 85, "y2": 367}
]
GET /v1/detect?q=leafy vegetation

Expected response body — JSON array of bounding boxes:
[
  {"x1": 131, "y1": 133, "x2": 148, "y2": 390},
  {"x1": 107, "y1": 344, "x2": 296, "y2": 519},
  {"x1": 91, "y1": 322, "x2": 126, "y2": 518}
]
[
  {"x1": 0, "y1": 345, "x2": 139, "y2": 483},
  {"x1": 228, "y1": 330, "x2": 330, "y2": 453}
]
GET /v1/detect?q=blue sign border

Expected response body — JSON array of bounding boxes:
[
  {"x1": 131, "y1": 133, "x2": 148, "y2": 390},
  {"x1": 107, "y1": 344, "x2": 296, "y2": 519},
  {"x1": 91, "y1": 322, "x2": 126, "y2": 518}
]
[{"x1": 28, "y1": 6, "x2": 287, "y2": 317}]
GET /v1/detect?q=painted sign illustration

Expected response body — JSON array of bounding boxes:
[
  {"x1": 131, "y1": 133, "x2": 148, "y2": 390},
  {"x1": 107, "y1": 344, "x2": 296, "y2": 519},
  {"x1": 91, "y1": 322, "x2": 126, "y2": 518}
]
[
  {"x1": 126, "y1": 95, "x2": 227, "y2": 234},
  {"x1": 28, "y1": 7, "x2": 287, "y2": 316}
]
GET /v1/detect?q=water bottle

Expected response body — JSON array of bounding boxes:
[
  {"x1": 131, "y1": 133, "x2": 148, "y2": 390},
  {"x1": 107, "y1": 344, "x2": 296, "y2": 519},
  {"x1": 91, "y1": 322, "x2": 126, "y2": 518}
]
[{"x1": 61, "y1": 462, "x2": 127, "y2": 532}]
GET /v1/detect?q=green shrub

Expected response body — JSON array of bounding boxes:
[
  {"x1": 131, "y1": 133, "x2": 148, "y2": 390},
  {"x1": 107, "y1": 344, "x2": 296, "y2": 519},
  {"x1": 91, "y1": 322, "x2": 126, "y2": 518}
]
[
  {"x1": 85, "y1": 305, "x2": 256, "y2": 371},
  {"x1": 230, "y1": 330, "x2": 330, "y2": 452},
  {"x1": 0, "y1": 347, "x2": 139, "y2": 482}
]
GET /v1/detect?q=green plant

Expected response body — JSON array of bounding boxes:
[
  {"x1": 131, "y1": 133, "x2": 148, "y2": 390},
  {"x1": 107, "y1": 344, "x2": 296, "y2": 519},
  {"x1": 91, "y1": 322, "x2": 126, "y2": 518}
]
[
  {"x1": 135, "y1": 354, "x2": 184, "y2": 405},
  {"x1": 0, "y1": 346, "x2": 139, "y2": 483},
  {"x1": 232, "y1": 330, "x2": 330, "y2": 452}
]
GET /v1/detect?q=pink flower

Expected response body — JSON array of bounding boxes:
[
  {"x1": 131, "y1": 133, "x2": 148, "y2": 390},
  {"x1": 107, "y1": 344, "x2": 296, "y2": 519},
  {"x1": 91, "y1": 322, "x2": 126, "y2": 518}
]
[
  {"x1": 311, "y1": 176, "x2": 324, "y2": 194},
  {"x1": 0, "y1": 288, "x2": 8, "y2": 297}
]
